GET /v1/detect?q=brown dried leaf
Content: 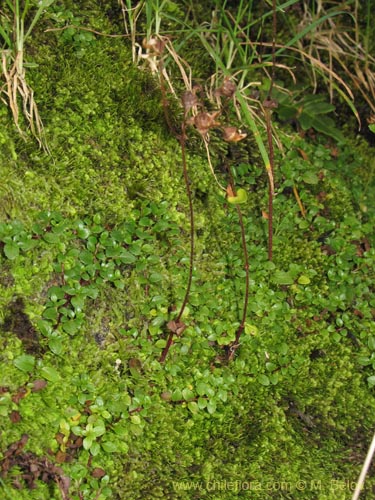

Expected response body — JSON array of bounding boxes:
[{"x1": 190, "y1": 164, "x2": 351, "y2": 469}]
[
  {"x1": 69, "y1": 436, "x2": 83, "y2": 449},
  {"x1": 55, "y1": 450, "x2": 68, "y2": 464},
  {"x1": 9, "y1": 410, "x2": 21, "y2": 423},
  {"x1": 161, "y1": 391, "x2": 172, "y2": 401},
  {"x1": 226, "y1": 185, "x2": 235, "y2": 197},
  {"x1": 31, "y1": 379, "x2": 48, "y2": 392},
  {"x1": 167, "y1": 320, "x2": 187, "y2": 336},
  {"x1": 92, "y1": 467, "x2": 106, "y2": 479},
  {"x1": 12, "y1": 387, "x2": 27, "y2": 404},
  {"x1": 128, "y1": 358, "x2": 142, "y2": 371},
  {"x1": 175, "y1": 322, "x2": 187, "y2": 336},
  {"x1": 167, "y1": 320, "x2": 177, "y2": 332},
  {"x1": 4, "y1": 434, "x2": 28, "y2": 459},
  {"x1": 58, "y1": 475, "x2": 71, "y2": 500},
  {"x1": 297, "y1": 148, "x2": 309, "y2": 161},
  {"x1": 55, "y1": 432, "x2": 65, "y2": 445}
]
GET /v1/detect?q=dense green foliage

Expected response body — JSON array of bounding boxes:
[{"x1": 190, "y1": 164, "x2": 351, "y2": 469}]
[{"x1": 1, "y1": 2, "x2": 375, "y2": 500}]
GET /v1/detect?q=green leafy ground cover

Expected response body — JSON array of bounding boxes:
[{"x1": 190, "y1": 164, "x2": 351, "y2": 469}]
[{"x1": 1, "y1": 3, "x2": 375, "y2": 500}]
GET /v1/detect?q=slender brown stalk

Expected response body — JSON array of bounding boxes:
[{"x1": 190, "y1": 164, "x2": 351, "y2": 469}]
[
  {"x1": 293, "y1": 185, "x2": 306, "y2": 218},
  {"x1": 176, "y1": 122, "x2": 194, "y2": 323},
  {"x1": 225, "y1": 166, "x2": 250, "y2": 361},
  {"x1": 264, "y1": 0, "x2": 277, "y2": 261},
  {"x1": 159, "y1": 118, "x2": 194, "y2": 363},
  {"x1": 264, "y1": 109, "x2": 274, "y2": 261},
  {"x1": 157, "y1": 58, "x2": 195, "y2": 362},
  {"x1": 227, "y1": 206, "x2": 250, "y2": 361},
  {"x1": 268, "y1": 0, "x2": 277, "y2": 99},
  {"x1": 159, "y1": 330, "x2": 173, "y2": 363}
]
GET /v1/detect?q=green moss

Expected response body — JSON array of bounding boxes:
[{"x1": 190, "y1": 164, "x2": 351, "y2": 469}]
[{"x1": 0, "y1": 33, "x2": 195, "y2": 223}]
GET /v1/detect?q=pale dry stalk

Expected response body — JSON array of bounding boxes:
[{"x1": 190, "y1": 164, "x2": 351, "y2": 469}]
[{"x1": 1, "y1": 49, "x2": 47, "y2": 150}]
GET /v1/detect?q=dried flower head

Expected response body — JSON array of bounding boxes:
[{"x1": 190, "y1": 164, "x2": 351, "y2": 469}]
[
  {"x1": 142, "y1": 37, "x2": 166, "y2": 56},
  {"x1": 190, "y1": 111, "x2": 221, "y2": 136},
  {"x1": 222, "y1": 126, "x2": 247, "y2": 142},
  {"x1": 182, "y1": 91, "x2": 199, "y2": 112},
  {"x1": 221, "y1": 78, "x2": 237, "y2": 97},
  {"x1": 263, "y1": 98, "x2": 278, "y2": 110},
  {"x1": 214, "y1": 78, "x2": 237, "y2": 98}
]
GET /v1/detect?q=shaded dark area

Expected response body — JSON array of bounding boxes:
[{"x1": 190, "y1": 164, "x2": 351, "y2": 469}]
[
  {"x1": 0, "y1": 434, "x2": 71, "y2": 499},
  {"x1": 2, "y1": 297, "x2": 42, "y2": 355}
]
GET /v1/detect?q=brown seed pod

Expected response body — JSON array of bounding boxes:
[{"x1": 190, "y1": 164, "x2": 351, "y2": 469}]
[
  {"x1": 263, "y1": 98, "x2": 278, "y2": 109},
  {"x1": 220, "y1": 78, "x2": 237, "y2": 97},
  {"x1": 193, "y1": 111, "x2": 221, "y2": 135},
  {"x1": 222, "y1": 126, "x2": 247, "y2": 142},
  {"x1": 182, "y1": 91, "x2": 199, "y2": 112},
  {"x1": 142, "y1": 37, "x2": 166, "y2": 55}
]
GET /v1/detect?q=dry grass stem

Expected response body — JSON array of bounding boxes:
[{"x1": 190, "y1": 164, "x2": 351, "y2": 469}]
[
  {"x1": 203, "y1": 139, "x2": 225, "y2": 191},
  {"x1": 1, "y1": 50, "x2": 47, "y2": 150}
]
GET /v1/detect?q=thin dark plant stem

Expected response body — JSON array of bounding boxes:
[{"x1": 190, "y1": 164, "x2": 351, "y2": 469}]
[
  {"x1": 265, "y1": 109, "x2": 274, "y2": 261},
  {"x1": 267, "y1": 0, "x2": 277, "y2": 101},
  {"x1": 159, "y1": 120, "x2": 194, "y2": 363},
  {"x1": 159, "y1": 331, "x2": 174, "y2": 364},
  {"x1": 233, "y1": 208, "x2": 249, "y2": 335},
  {"x1": 159, "y1": 60, "x2": 177, "y2": 137},
  {"x1": 225, "y1": 166, "x2": 250, "y2": 361},
  {"x1": 264, "y1": 0, "x2": 277, "y2": 261},
  {"x1": 156, "y1": 56, "x2": 195, "y2": 362},
  {"x1": 176, "y1": 123, "x2": 194, "y2": 323}
]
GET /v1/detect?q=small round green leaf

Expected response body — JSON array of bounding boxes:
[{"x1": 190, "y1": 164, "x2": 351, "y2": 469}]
[
  {"x1": 101, "y1": 441, "x2": 118, "y2": 453},
  {"x1": 188, "y1": 401, "x2": 199, "y2": 414},
  {"x1": 171, "y1": 389, "x2": 183, "y2": 402},
  {"x1": 43, "y1": 307, "x2": 59, "y2": 321},
  {"x1": 206, "y1": 400, "x2": 217, "y2": 414},
  {"x1": 120, "y1": 251, "x2": 136, "y2": 264},
  {"x1": 196, "y1": 382, "x2": 208, "y2": 396},
  {"x1": 298, "y1": 275, "x2": 311, "y2": 285},
  {"x1": 244, "y1": 323, "x2": 258, "y2": 336},
  {"x1": 182, "y1": 388, "x2": 194, "y2": 401},
  {"x1": 139, "y1": 217, "x2": 152, "y2": 227},
  {"x1": 227, "y1": 188, "x2": 248, "y2": 204},
  {"x1": 48, "y1": 337, "x2": 64, "y2": 355},
  {"x1": 4, "y1": 242, "x2": 19, "y2": 260},
  {"x1": 40, "y1": 366, "x2": 61, "y2": 382},
  {"x1": 302, "y1": 171, "x2": 319, "y2": 185},
  {"x1": 273, "y1": 271, "x2": 294, "y2": 285},
  {"x1": 258, "y1": 374, "x2": 270, "y2": 386},
  {"x1": 83, "y1": 436, "x2": 93, "y2": 450},
  {"x1": 90, "y1": 441, "x2": 101, "y2": 456},
  {"x1": 130, "y1": 414, "x2": 141, "y2": 425},
  {"x1": 62, "y1": 319, "x2": 82, "y2": 335},
  {"x1": 14, "y1": 355, "x2": 35, "y2": 372},
  {"x1": 197, "y1": 397, "x2": 207, "y2": 409},
  {"x1": 149, "y1": 273, "x2": 163, "y2": 283},
  {"x1": 37, "y1": 320, "x2": 53, "y2": 337}
]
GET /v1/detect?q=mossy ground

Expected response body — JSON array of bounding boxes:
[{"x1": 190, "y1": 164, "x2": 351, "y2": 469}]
[{"x1": 1, "y1": 3, "x2": 375, "y2": 500}]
